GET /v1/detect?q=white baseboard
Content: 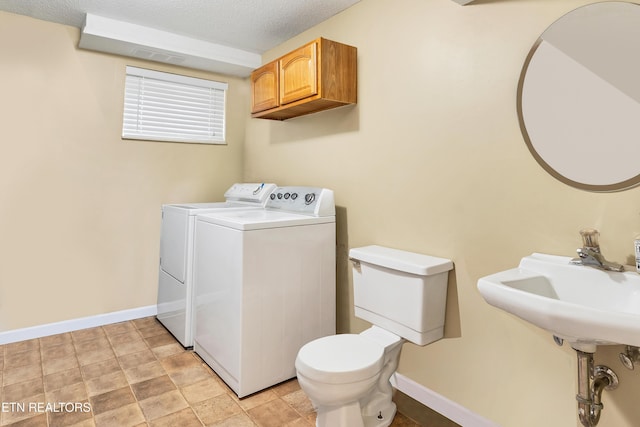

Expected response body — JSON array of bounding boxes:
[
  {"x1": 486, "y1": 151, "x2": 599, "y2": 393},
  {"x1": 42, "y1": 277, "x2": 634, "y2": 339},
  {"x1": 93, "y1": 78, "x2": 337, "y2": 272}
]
[
  {"x1": 391, "y1": 372, "x2": 500, "y2": 427},
  {"x1": 0, "y1": 305, "x2": 158, "y2": 345}
]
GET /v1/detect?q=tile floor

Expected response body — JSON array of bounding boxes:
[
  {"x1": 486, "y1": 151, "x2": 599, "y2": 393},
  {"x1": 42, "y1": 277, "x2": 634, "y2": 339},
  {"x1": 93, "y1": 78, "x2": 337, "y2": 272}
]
[{"x1": 0, "y1": 317, "x2": 424, "y2": 426}]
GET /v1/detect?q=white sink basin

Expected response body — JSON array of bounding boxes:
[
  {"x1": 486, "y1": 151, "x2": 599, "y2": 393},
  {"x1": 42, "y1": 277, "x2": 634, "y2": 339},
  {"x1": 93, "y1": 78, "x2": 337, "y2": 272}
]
[{"x1": 477, "y1": 253, "x2": 640, "y2": 352}]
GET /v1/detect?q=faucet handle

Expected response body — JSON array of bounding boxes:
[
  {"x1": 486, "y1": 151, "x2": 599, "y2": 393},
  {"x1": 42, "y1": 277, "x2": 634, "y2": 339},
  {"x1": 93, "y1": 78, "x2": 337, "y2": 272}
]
[{"x1": 580, "y1": 228, "x2": 600, "y2": 250}]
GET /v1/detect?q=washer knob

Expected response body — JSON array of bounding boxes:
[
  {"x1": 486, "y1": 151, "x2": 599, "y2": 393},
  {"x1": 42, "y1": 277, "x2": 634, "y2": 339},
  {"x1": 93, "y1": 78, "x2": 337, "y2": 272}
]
[
  {"x1": 270, "y1": 193, "x2": 276, "y2": 200},
  {"x1": 304, "y1": 193, "x2": 316, "y2": 205},
  {"x1": 277, "y1": 193, "x2": 283, "y2": 199},
  {"x1": 291, "y1": 193, "x2": 298, "y2": 200}
]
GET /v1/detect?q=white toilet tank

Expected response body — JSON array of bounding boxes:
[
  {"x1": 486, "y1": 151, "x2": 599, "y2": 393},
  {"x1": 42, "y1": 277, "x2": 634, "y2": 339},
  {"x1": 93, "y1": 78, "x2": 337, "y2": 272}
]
[{"x1": 349, "y1": 245, "x2": 453, "y2": 346}]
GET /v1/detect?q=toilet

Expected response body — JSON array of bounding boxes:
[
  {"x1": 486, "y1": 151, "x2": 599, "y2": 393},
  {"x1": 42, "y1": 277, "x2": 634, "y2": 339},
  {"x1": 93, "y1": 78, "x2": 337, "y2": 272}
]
[{"x1": 295, "y1": 245, "x2": 453, "y2": 427}]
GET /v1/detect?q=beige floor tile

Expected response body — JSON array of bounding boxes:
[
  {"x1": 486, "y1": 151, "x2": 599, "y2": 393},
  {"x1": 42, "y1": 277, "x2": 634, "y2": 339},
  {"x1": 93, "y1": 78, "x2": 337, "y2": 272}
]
[
  {"x1": 246, "y1": 398, "x2": 300, "y2": 427},
  {"x1": 102, "y1": 322, "x2": 136, "y2": 337},
  {"x1": 131, "y1": 317, "x2": 159, "y2": 330},
  {"x1": 0, "y1": 393, "x2": 46, "y2": 425},
  {"x1": 117, "y1": 349, "x2": 156, "y2": 370},
  {"x1": 209, "y1": 412, "x2": 257, "y2": 427},
  {"x1": 5, "y1": 338, "x2": 39, "y2": 355},
  {"x1": 180, "y1": 377, "x2": 226, "y2": 405},
  {"x1": 3, "y1": 377, "x2": 45, "y2": 402},
  {"x1": 9, "y1": 412, "x2": 49, "y2": 426},
  {"x1": 90, "y1": 386, "x2": 137, "y2": 415},
  {"x1": 281, "y1": 389, "x2": 314, "y2": 417},
  {"x1": 107, "y1": 330, "x2": 142, "y2": 346},
  {"x1": 305, "y1": 412, "x2": 317, "y2": 425},
  {"x1": 167, "y1": 364, "x2": 212, "y2": 388},
  {"x1": 150, "y1": 343, "x2": 184, "y2": 360},
  {"x1": 80, "y1": 358, "x2": 121, "y2": 380},
  {"x1": 131, "y1": 375, "x2": 176, "y2": 401},
  {"x1": 85, "y1": 370, "x2": 129, "y2": 397},
  {"x1": 43, "y1": 354, "x2": 79, "y2": 376},
  {"x1": 3, "y1": 362, "x2": 43, "y2": 386},
  {"x1": 41, "y1": 342, "x2": 76, "y2": 362},
  {"x1": 124, "y1": 360, "x2": 165, "y2": 384},
  {"x1": 139, "y1": 389, "x2": 189, "y2": 421},
  {"x1": 47, "y1": 399, "x2": 94, "y2": 427},
  {"x1": 40, "y1": 332, "x2": 72, "y2": 349},
  {"x1": 192, "y1": 393, "x2": 243, "y2": 425},
  {"x1": 67, "y1": 419, "x2": 97, "y2": 427},
  {"x1": 283, "y1": 418, "x2": 314, "y2": 427},
  {"x1": 71, "y1": 327, "x2": 106, "y2": 344},
  {"x1": 94, "y1": 402, "x2": 145, "y2": 427},
  {"x1": 136, "y1": 322, "x2": 170, "y2": 339},
  {"x1": 271, "y1": 378, "x2": 301, "y2": 396},
  {"x1": 160, "y1": 352, "x2": 201, "y2": 372},
  {"x1": 44, "y1": 367, "x2": 83, "y2": 392},
  {"x1": 0, "y1": 413, "x2": 47, "y2": 427},
  {"x1": 76, "y1": 347, "x2": 116, "y2": 367},
  {"x1": 45, "y1": 381, "x2": 88, "y2": 404},
  {"x1": 144, "y1": 333, "x2": 177, "y2": 348},
  {"x1": 111, "y1": 339, "x2": 149, "y2": 357},
  {"x1": 74, "y1": 336, "x2": 111, "y2": 354},
  {"x1": 148, "y1": 407, "x2": 203, "y2": 427},
  {"x1": 236, "y1": 389, "x2": 278, "y2": 411},
  {"x1": 4, "y1": 348, "x2": 42, "y2": 369}
]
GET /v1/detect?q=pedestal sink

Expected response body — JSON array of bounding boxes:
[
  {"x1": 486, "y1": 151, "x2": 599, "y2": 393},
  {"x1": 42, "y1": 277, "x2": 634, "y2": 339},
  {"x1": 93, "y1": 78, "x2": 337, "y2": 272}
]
[
  {"x1": 477, "y1": 252, "x2": 640, "y2": 353},
  {"x1": 477, "y1": 252, "x2": 640, "y2": 426}
]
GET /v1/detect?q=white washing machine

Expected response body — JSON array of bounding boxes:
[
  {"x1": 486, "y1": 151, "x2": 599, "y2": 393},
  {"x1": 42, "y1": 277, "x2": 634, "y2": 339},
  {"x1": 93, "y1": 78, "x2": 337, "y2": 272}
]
[
  {"x1": 193, "y1": 186, "x2": 336, "y2": 397},
  {"x1": 157, "y1": 183, "x2": 276, "y2": 347}
]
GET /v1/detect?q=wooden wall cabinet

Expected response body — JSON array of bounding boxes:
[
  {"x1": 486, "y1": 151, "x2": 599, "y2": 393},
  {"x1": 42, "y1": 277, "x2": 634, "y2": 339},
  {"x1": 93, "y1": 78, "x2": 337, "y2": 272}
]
[{"x1": 250, "y1": 38, "x2": 357, "y2": 120}]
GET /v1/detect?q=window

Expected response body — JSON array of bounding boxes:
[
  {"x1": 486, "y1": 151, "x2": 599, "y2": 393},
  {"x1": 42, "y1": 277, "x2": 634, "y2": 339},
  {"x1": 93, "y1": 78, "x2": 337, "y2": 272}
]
[{"x1": 123, "y1": 66, "x2": 228, "y2": 144}]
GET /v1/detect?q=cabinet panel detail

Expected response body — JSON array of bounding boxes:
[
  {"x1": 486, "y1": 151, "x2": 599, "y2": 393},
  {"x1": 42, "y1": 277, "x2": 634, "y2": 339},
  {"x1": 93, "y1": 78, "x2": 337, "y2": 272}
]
[
  {"x1": 280, "y1": 42, "x2": 318, "y2": 105},
  {"x1": 251, "y1": 62, "x2": 279, "y2": 114}
]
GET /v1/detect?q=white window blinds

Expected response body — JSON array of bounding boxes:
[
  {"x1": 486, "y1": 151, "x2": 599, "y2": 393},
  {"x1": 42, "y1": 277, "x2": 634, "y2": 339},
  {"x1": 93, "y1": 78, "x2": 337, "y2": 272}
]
[{"x1": 123, "y1": 66, "x2": 228, "y2": 144}]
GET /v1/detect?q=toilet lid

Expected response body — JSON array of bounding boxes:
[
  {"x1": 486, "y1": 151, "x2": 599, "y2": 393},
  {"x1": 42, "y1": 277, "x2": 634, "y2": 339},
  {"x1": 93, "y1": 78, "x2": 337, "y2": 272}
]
[{"x1": 296, "y1": 334, "x2": 384, "y2": 384}]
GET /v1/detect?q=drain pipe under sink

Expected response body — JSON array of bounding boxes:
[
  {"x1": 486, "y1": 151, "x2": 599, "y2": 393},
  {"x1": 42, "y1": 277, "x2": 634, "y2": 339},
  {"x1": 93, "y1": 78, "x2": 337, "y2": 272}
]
[{"x1": 575, "y1": 350, "x2": 619, "y2": 427}]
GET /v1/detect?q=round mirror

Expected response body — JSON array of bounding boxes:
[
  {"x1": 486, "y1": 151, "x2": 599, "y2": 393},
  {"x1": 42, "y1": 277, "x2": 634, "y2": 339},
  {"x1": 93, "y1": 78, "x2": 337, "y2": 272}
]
[{"x1": 518, "y1": 2, "x2": 640, "y2": 192}]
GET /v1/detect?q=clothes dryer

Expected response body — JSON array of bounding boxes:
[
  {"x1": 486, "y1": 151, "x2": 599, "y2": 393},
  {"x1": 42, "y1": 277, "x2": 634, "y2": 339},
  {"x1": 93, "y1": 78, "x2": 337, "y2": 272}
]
[
  {"x1": 157, "y1": 183, "x2": 276, "y2": 347},
  {"x1": 193, "y1": 186, "x2": 336, "y2": 397}
]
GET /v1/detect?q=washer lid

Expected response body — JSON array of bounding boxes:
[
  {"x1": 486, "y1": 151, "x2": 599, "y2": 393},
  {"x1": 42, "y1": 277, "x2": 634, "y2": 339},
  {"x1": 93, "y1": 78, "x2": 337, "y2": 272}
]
[
  {"x1": 296, "y1": 334, "x2": 384, "y2": 384},
  {"x1": 196, "y1": 209, "x2": 335, "y2": 230},
  {"x1": 165, "y1": 201, "x2": 252, "y2": 211}
]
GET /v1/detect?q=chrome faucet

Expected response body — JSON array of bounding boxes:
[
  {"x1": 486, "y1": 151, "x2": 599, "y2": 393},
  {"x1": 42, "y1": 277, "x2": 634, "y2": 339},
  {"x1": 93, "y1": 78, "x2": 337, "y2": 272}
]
[{"x1": 570, "y1": 228, "x2": 624, "y2": 272}]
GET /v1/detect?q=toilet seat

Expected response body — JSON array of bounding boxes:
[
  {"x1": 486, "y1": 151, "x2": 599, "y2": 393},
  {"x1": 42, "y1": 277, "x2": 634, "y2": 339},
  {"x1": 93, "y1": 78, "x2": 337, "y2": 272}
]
[{"x1": 296, "y1": 334, "x2": 384, "y2": 384}]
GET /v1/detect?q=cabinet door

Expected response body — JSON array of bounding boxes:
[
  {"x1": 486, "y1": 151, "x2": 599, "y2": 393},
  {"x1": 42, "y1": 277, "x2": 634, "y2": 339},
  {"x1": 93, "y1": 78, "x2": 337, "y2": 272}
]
[
  {"x1": 279, "y1": 41, "x2": 318, "y2": 105},
  {"x1": 251, "y1": 62, "x2": 279, "y2": 113}
]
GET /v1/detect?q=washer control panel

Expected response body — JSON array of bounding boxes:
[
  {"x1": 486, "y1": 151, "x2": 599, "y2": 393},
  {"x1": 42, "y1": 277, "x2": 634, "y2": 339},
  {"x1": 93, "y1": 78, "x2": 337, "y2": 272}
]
[
  {"x1": 266, "y1": 186, "x2": 335, "y2": 216},
  {"x1": 224, "y1": 183, "x2": 277, "y2": 204}
]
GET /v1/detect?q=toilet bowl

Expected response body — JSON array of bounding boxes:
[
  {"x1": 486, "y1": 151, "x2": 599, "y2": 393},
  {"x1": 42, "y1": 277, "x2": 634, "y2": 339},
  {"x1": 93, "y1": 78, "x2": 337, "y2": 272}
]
[
  {"x1": 295, "y1": 245, "x2": 453, "y2": 427},
  {"x1": 296, "y1": 327, "x2": 403, "y2": 427}
]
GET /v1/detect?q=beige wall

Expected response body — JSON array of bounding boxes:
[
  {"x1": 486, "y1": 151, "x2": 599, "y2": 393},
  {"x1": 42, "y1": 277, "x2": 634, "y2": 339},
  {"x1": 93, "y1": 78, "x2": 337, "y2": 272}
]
[
  {"x1": 3, "y1": 1, "x2": 640, "y2": 426},
  {"x1": 244, "y1": 0, "x2": 640, "y2": 426},
  {"x1": 0, "y1": 12, "x2": 245, "y2": 330}
]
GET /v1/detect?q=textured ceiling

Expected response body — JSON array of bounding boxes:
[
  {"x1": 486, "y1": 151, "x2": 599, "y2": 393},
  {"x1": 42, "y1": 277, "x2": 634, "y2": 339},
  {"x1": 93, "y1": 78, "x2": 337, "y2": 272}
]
[{"x1": 0, "y1": 0, "x2": 360, "y2": 54}]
